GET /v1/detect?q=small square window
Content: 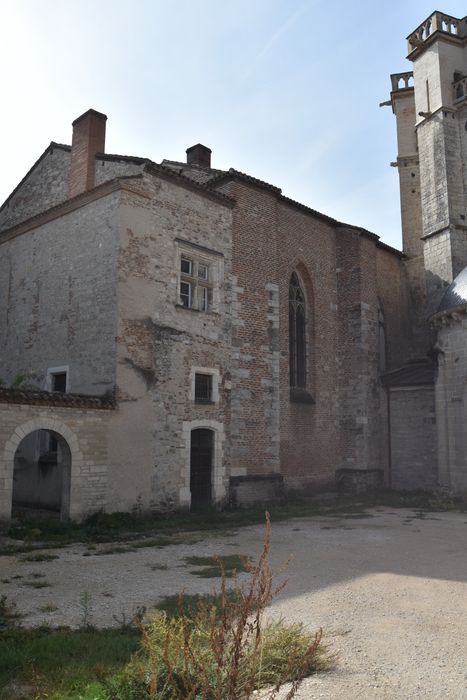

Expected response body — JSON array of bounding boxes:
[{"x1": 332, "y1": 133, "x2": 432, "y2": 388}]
[
  {"x1": 195, "y1": 373, "x2": 212, "y2": 403},
  {"x1": 180, "y1": 256, "x2": 193, "y2": 275},
  {"x1": 180, "y1": 281, "x2": 192, "y2": 307},
  {"x1": 51, "y1": 372, "x2": 67, "y2": 392}
]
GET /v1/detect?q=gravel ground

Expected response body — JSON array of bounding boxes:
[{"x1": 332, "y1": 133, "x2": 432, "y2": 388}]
[{"x1": 2, "y1": 507, "x2": 467, "y2": 699}]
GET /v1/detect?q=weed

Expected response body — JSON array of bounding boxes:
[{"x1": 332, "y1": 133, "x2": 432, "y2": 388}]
[
  {"x1": 147, "y1": 562, "x2": 168, "y2": 571},
  {"x1": 155, "y1": 590, "x2": 241, "y2": 619},
  {"x1": 20, "y1": 552, "x2": 59, "y2": 562},
  {"x1": 110, "y1": 513, "x2": 329, "y2": 699},
  {"x1": 93, "y1": 545, "x2": 136, "y2": 556},
  {"x1": 185, "y1": 553, "x2": 251, "y2": 578},
  {"x1": 22, "y1": 581, "x2": 51, "y2": 589},
  {"x1": 79, "y1": 591, "x2": 94, "y2": 630},
  {"x1": 38, "y1": 602, "x2": 59, "y2": 613},
  {"x1": 0, "y1": 595, "x2": 21, "y2": 630}
]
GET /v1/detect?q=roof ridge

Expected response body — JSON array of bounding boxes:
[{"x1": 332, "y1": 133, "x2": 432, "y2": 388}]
[{"x1": 145, "y1": 161, "x2": 235, "y2": 206}]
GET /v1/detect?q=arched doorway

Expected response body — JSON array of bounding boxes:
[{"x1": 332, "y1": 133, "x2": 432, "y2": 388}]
[
  {"x1": 12, "y1": 430, "x2": 71, "y2": 520},
  {"x1": 190, "y1": 428, "x2": 213, "y2": 509}
]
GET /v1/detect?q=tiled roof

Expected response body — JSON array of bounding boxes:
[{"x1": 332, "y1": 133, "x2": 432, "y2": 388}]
[
  {"x1": 95, "y1": 152, "x2": 147, "y2": 164},
  {"x1": 145, "y1": 161, "x2": 235, "y2": 206},
  {"x1": 380, "y1": 361, "x2": 435, "y2": 387},
  {"x1": 0, "y1": 387, "x2": 115, "y2": 409},
  {"x1": 208, "y1": 168, "x2": 282, "y2": 194}
]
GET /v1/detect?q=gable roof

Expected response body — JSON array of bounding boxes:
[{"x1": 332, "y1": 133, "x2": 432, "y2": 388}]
[
  {"x1": 0, "y1": 142, "x2": 70, "y2": 214},
  {"x1": 1, "y1": 141, "x2": 403, "y2": 257}
]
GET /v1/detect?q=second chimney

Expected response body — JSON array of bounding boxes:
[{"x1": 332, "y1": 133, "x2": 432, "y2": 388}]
[
  {"x1": 186, "y1": 143, "x2": 211, "y2": 168},
  {"x1": 69, "y1": 109, "x2": 107, "y2": 198}
]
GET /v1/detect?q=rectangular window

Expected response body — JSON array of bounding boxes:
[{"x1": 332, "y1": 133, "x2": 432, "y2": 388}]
[
  {"x1": 195, "y1": 373, "x2": 213, "y2": 403},
  {"x1": 198, "y1": 285, "x2": 210, "y2": 312},
  {"x1": 179, "y1": 252, "x2": 212, "y2": 311},
  {"x1": 51, "y1": 372, "x2": 67, "y2": 392},
  {"x1": 180, "y1": 281, "x2": 192, "y2": 308},
  {"x1": 180, "y1": 256, "x2": 193, "y2": 275},
  {"x1": 198, "y1": 263, "x2": 208, "y2": 280}
]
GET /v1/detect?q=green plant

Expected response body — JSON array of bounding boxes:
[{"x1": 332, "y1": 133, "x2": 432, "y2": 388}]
[
  {"x1": 0, "y1": 626, "x2": 140, "y2": 698},
  {"x1": 20, "y1": 552, "x2": 59, "y2": 562},
  {"x1": 0, "y1": 595, "x2": 20, "y2": 630},
  {"x1": 185, "y1": 553, "x2": 251, "y2": 578},
  {"x1": 107, "y1": 514, "x2": 328, "y2": 699},
  {"x1": 9, "y1": 369, "x2": 43, "y2": 389},
  {"x1": 79, "y1": 591, "x2": 94, "y2": 630},
  {"x1": 38, "y1": 602, "x2": 59, "y2": 613}
]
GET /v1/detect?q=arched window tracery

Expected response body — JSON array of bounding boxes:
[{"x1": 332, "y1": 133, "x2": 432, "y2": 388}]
[{"x1": 289, "y1": 272, "x2": 307, "y2": 387}]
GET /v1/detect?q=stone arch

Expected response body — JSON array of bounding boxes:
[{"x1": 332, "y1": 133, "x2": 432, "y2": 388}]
[
  {"x1": 1, "y1": 417, "x2": 83, "y2": 521},
  {"x1": 181, "y1": 419, "x2": 226, "y2": 508}
]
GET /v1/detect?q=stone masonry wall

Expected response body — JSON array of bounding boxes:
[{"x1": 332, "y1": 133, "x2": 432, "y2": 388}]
[
  {"x1": 434, "y1": 312, "x2": 467, "y2": 495},
  {"x1": 337, "y1": 230, "x2": 383, "y2": 477},
  {"x1": 0, "y1": 401, "x2": 112, "y2": 519},
  {"x1": 0, "y1": 146, "x2": 71, "y2": 232},
  {"x1": 105, "y1": 173, "x2": 233, "y2": 511},
  {"x1": 0, "y1": 192, "x2": 120, "y2": 395},
  {"x1": 389, "y1": 386, "x2": 437, "y2": 491},
  {"x1": 94, "y1": 158, "x2": 145, "y2": 186}
]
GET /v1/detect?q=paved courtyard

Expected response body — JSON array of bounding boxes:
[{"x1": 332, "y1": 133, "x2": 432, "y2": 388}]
[{"x1": 2, "y1": 507, "x2": 467, "y2": 699}]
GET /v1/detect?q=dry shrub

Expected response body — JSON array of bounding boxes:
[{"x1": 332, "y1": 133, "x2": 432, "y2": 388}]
[{"x1": 105, "y1": 513, "x2": 328, "y2": 699}]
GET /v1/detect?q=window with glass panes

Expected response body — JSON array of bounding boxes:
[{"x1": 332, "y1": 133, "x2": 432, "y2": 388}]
[{"x1": 179, "y1": 254, "x2": 212, "y2": 311}]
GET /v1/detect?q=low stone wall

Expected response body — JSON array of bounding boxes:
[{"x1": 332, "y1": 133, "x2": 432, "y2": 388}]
[
  {"x1": 229, "y1": 473, "x2": 284, "y2": 507},
  {"x1": 0, "y1": 390, "x2": 114, "y2": 520},
  {"x1": 335, "y1": 468, "x2": 384, "y2": 495}
]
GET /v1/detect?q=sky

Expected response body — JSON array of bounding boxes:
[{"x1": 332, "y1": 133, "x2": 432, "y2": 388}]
[{"x1": 1, "y1": 1, "x2": 466, "y2": 249}]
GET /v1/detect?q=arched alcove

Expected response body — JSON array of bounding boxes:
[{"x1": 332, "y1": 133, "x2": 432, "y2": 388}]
[{"x1": 12, "y1": 429, "x2": 71, "y2": 520}]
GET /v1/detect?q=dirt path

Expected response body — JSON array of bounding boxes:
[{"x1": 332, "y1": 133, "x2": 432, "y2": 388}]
[{"x1": 2, "y1": 507, "x2": 467, "y2": 699}]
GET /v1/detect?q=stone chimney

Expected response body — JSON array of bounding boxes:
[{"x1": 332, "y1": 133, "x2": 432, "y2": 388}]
[
  {"x1": 186, "y1": 143, "x2": 211, "y2": 168},
  {"x1": 69, "y1": 109, "x2": 107, "y2": 198}
]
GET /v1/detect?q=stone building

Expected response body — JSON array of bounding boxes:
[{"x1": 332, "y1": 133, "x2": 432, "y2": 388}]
[{"x1": 0, "y1": 10, "x2": 466, "y2": 519}]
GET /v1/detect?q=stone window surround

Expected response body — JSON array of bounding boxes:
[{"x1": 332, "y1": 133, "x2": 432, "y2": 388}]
[
  {"x1": 179, "y1": 419, "x2": 226, "y2": 508},
  {"x1": 175, "y1": 238, "x2": 223, "y2": 313},
  {"x1": 46, "y1": 365, "x2": 70, "y2": 393},
  {"x1": 189, "y1": 367, "x2": 221, "y2": 403}
]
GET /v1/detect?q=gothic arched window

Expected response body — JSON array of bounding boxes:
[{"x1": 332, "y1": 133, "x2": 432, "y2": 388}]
[{"x1": 289, "y1": 273, "x2": 306, "y2": 387}]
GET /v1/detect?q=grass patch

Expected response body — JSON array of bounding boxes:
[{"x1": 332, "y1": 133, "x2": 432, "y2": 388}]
[
  {"x1": 0, "y1": 626, "x2": 140, "y2": 699},
  {"x1": 21, "y1": 580, "x2": 51, "y2": 589},
  {"x1": 146, "y1": 562, "x2": 168, "y2": 571},
  {"x1": 19, "y1": 552, "x2": 59, "y2": 562},
  {"x1": 38, "y1": 602, "x2": 59, "y2": 613},
  {"x1": 109, "y1": 514, "x2": 330, "y2": 699},
  {"x1": 155, "y1": 590, "x2": 241, "y2": 619},
  {"x1": 185, "y1": 553, "x2": 251, "y2": 578},
  {"x1": 2, "y1": 490, "x2": 462, "y2": 555}
]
